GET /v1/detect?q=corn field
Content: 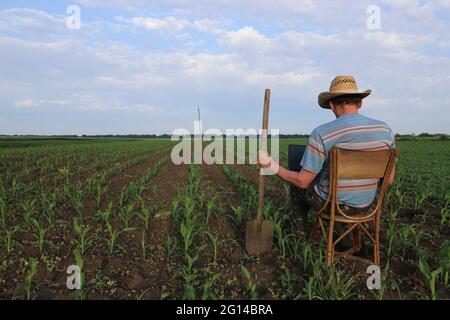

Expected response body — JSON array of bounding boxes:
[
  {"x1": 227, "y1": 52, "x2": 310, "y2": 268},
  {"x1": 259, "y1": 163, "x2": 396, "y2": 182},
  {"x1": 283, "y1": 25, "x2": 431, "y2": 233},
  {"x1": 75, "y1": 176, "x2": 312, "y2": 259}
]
[{"x1": 0, "y1": 137, "x2": 449, "y2": 300}]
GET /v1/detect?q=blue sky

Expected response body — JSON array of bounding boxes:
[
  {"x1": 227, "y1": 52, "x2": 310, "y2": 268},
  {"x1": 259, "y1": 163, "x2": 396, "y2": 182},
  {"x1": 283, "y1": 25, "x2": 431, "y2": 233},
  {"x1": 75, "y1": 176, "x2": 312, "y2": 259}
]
[{"x1": 0, "y1": 0, "x2": 449, "y2": 135}]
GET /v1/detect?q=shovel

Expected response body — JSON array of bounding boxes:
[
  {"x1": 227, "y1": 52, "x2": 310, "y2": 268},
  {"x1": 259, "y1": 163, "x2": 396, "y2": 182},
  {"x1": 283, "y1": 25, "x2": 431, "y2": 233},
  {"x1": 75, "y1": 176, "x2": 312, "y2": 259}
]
[{"x1": 245, "y1": 88, "x2": 274, "y2": 255}]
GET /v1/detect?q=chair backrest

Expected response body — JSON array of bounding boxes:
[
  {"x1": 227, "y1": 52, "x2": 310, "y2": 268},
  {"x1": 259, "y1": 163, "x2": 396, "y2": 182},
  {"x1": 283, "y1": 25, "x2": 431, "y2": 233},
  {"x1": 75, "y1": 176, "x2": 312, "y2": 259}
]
[
  {"x1": 329, "y1": 147, "x2": 398, "y2": 219},
  {"x1": 334, "y1": 148, "x2": 395, "y2": 179}
]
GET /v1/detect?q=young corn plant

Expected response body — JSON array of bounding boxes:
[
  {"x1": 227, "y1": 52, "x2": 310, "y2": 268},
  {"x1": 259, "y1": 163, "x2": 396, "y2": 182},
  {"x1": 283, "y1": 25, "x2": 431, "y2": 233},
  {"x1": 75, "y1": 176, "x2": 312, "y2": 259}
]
[
  {"x1": 119, "y1": 189, "x2": 129, "y2": 208},
  {"x1": 0, "y1": 197, "x2": 8, "y2": 228},
  {"x1": 197, "y1": 192, "x2": 206, "y2": 209},
  {"x1": 119, "y1": 204, "x2": 135, "y2": 229},
  {"x1": 440, "y1": 199, "x2": 450, "y2": 228},
  {"x1": 438, "y1": 240, "x2": 450, "y2": 288},
  {"x1": 0, "y1": 182, "x2": 5, "y2": 200},
  {"x1": 397, "y1": 223, "x2": 416, "y2": 258},
  {"x1": 138, "y1": 206, "x2": 152, "y2": 231},
  {"x1": 1, "y1": 225, "x2": 21, "y2": 254},
  {"x1": 230, "y1": 205, "x2": 245, "y2": 226},
  {"x1": 41, "y1": 196, "x2": 57, "y2": 226},
  {"x1": 178, "y1": 247, "x2": 204, "y2": 300},
  {"x1": 187, "y1": 165, "x2": 201, "y2": 195},
  {"x1": 300, "y1": 241, "x2": 313, "y2": 273},
  {"x1": 385, "y1": 209, "x2": 399, "y2": 259},
  {"x1": 97, "y1": 201, "x2": 113, "y2": 225},
  {"x1": 178, "y1": 264, "x2": 198, "y2": 300},
  {"x1": 62, "y1": 181, "x2": 75, "y2": 205},
  {"x1": 372, "y1": 260, "x2": 392, "y2": 300},
  {"x1": 21, "y1": 199, "x2": 37, "y2": 224},
  {"x1": 172, "y1": 194, "x2": 181, "y2": 215},
  {"x1": 279, "y1": 264, "x2": 300, "y2": 300},
  {"x1": 105, "y1": 222, "x2": 120, "y2": 255},
  {"x1": 171, "y1": 193, "x2": 183, "y2": 228},
  {"x1": 86, "y1": 175, "x2": 99, "y2": 197},
  {"x1": 74, "y1": 249, "x2": 87, "y2": 300},
  {"x1": 418, "y1": 251, "x2": 443, "y2": 300},
  {"x1": 23, "y1": 258, "x2": 39, "y2": 300},
  {"x1": 205, "y1": 198, "x2": 216, "y2": 227},
  {"x1": 164, "y1": 234, "x2": 178, "y2": 261},
  {"x1": 95, "y1": 182, "x2": 107, "y2": 210},
  {"x1": 275, "y1": 222, "x2": 295, "y2": 259},
  {"x1": 413, "y1": 186, "x2": 432, "y2": 210},
  {"x1": 394, "y1": 186, "x2": 406, "y2": 207},
  {"x1": 140, "y1": 231, "x2": 152, "y2": 259},
  {"x1": 180, "y1": 219, "x2": 198, "y2": 256},
  {"x1": 183, "y1": 196, "x2": 196, "y2": 221},
  {"x1": 10, "y1": 178, "x2": 19, "y2": 199},
  {"x1": 73, "y1": 193, "x2": 85, "y2": 224},
  {"x1": 205, "y1": 231, "x2": 219, "y2": 263},
  {"x1": 201, "y1": 272, "x2": 220, "y2": 300},
  {"x1": 73, "y1": 218, "x2": 92, "y2": 255},
  {"x1": 105, "y1": 222, "x2": 136, "y2": 255},
  {"x1": 58, "y1": 166, "x2": 70, "y2": 185},
  {"x1": 28, "y1": 217, "x2": 51, "y2": 254},
  {"x1": 411, "y1": 228, "x2": 431, "y2": 249},
  {"x1": 241, "y1": 263, "x2": 258, "y2": 300},
  {"x1": 311, "y1": 266, "x2": 357, "y2": 300}
]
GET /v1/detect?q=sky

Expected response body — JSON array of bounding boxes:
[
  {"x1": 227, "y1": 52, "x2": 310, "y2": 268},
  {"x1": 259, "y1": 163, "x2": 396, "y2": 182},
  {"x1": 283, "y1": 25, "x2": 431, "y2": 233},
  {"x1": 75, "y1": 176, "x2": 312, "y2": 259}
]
[{"x1": 0, "y1": 0, "x2": 449, "y2": 135}]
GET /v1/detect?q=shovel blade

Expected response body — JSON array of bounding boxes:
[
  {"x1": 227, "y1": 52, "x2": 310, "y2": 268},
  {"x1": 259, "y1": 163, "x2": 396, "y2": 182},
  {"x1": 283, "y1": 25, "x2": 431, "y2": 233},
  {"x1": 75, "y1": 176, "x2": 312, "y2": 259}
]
[{"x1": 245, "y1": 219, "x2": 274, "y2": 255}]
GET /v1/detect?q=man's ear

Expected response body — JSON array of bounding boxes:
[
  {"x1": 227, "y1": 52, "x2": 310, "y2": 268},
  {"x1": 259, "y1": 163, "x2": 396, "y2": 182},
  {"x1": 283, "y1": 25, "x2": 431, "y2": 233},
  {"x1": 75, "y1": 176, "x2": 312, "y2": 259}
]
[
  {"x1": 329, "y1": 101, "x2": 334, "y2": 110},
  {"x1": 356, "y1": 101, "x2": 362, "y2": 109}
]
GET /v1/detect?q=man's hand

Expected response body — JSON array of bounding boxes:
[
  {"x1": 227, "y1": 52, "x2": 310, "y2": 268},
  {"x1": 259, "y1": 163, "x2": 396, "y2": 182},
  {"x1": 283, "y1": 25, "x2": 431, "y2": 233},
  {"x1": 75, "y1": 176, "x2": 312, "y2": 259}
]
[
  {"x1": 257, "y1": 150, "x2": 279, "y2": 174},
  {"x1": 258, "y1": 150, "x2": 316, "y2": 188},
  {"x1": 257, "y1": 150, "x2": 271, "y2": 168}
]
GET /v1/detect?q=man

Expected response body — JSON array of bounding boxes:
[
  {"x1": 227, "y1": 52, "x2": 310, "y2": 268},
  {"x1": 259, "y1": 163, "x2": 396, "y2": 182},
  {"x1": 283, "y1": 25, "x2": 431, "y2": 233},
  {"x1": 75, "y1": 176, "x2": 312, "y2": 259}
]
[{"x1": 258, "y1": 75, "x2": 396, "y2": 233}]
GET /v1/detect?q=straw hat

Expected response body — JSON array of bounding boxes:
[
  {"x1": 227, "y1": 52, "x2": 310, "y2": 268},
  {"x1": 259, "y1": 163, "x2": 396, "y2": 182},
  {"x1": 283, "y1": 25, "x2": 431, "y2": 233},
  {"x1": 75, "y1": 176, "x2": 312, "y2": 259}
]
[{"x1": 318, "y1": 75, "x2": 371, "y2": 109}]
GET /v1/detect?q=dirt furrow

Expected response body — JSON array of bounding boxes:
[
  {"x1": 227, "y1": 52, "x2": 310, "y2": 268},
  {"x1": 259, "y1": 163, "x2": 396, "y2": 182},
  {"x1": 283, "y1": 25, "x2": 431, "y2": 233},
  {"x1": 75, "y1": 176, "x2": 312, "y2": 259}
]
[{"x1": 117, "y1": 160, "x2": 190, "y2": 299}]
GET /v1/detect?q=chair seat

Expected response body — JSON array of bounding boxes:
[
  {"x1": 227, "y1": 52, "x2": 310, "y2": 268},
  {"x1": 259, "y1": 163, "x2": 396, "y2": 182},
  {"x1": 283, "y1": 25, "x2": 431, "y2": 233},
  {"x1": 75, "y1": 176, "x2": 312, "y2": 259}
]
[{"x1": 319, "y1": 212, "x2": 375, "y2": 223}]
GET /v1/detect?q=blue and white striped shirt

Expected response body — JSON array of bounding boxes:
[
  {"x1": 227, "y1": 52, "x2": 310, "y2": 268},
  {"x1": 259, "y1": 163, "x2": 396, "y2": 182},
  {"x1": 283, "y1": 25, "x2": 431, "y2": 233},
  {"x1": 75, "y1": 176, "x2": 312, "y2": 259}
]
[{"x1": 300, "y1": 113, "x2": 395, "y2": 207}]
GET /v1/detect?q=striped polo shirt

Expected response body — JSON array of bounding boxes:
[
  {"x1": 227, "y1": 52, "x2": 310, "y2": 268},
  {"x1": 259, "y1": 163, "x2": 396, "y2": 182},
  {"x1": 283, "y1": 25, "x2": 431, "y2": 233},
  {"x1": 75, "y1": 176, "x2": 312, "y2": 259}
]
[{"x1": 300, "y1": 112, "x2": 395, "y2": 208}]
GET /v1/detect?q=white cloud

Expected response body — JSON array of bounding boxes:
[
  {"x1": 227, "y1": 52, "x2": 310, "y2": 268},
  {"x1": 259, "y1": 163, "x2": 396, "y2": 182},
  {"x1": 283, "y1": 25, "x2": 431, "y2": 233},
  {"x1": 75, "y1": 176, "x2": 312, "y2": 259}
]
[
  {"x1": 0, "y1": 8, "x2": 65, "y2": 37},
  {"x1": 14, "y1": 99, "x2": 35, "y2": 108},
  {"x1": 14, "y1": 99, "x2": 70, "y2": 108},
  {"x1": 131, "y1": 16, "x2": 188, "y2": 33},
  {"x1": 77, "y1": 0, "x2": 315, "y2": 11},
  {"x1": 219, "y1": 27, "x2": 270, "y2": 50},
  {"x1": 380, "y1": 0, "x2": 447, "y2": 19},
  {"x1": 130, "y1": 15, "x2": 226, "y2": 35},
  {"x1": 1, "y1": 5, "x2": 449, "y2": 134},
  {"x1": 14, "y1": 96, "x2": 161, "y2": 113}
]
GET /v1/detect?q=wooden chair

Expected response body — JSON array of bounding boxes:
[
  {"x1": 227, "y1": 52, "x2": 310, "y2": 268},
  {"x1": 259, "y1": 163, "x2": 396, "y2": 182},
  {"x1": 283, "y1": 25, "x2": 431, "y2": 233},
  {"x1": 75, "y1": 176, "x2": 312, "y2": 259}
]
[{"x1": 310, "y1": 147, "x2": 398, "y2": 266}]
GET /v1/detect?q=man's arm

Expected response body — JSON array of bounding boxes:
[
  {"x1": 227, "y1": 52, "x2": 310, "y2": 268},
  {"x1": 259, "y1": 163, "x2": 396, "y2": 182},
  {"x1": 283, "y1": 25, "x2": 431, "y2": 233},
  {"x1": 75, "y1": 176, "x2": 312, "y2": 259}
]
[
  {"x1": 258, "y1": 151, "x2": 317, "y2": 189},
  {"x1": 277, "y1": 166, "x2": 317, "y2": 189}
]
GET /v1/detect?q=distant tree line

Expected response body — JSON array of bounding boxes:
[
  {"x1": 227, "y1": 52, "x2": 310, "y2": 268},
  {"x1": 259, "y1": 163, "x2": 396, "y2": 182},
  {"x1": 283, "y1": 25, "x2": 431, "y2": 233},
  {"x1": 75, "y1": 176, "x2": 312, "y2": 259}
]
[
  {"x1": 1, "y1": 133, "x2": 448, "y2": 140},
  {"x1": 394, "y1": 133, "x2": 449, "y2": 140},
  {"x1": 79, "y1": 134, "x2": 312, "y2": 138}
]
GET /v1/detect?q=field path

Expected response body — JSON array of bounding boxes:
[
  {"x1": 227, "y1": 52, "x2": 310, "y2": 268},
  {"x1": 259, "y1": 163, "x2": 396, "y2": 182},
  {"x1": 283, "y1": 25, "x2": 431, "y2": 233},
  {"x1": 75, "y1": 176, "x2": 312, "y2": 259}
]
[
  {"x1": 198, "y1": 164, "x2": 247, "y2": 298},
  {"x1": 201, "y1": 163, "x2": 289, "y2": 298},
  {"x1": 120, "y1": 160, "x2": 190, "y2": 299}
]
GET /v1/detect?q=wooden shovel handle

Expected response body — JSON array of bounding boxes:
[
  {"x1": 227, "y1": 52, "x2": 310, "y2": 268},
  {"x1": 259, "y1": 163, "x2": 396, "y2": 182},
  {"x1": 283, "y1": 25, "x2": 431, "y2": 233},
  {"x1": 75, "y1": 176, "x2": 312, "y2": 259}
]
[{"x1": 257, "y1": 89, "x2": 270, "y2": 221}]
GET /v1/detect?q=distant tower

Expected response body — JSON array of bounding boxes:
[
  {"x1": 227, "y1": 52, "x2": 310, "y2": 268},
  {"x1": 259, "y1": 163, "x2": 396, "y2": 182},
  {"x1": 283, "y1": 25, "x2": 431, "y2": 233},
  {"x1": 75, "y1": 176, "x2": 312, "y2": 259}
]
[{"x1": 197, "y1": 105, "x2": 202, "y2": 137}]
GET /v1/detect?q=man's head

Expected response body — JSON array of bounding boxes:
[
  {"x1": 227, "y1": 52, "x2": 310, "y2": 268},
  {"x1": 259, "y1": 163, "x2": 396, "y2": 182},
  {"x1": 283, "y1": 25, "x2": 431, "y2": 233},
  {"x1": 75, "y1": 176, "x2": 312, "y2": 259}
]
[
  {"x1": 318, "y1": 75, "x2": 371, "y2": 112},
  {"x1": 329, "y1": 94, "x2": 362, "y2": 118}
]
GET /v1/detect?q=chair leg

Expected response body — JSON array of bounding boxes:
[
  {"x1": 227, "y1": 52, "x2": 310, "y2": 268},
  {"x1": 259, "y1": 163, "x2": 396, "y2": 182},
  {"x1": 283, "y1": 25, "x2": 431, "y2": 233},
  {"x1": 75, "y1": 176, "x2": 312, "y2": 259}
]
[
  {"x1": 326, "y1": 219, "x2": 335, "y2": 266},
  {"x1": 374, "y1": 219, "x2": 381, "y2": 266},
  {"x1": 374, "y1": 242, "x2": 380, "y2": 266}
]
